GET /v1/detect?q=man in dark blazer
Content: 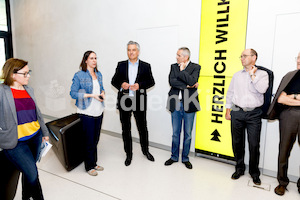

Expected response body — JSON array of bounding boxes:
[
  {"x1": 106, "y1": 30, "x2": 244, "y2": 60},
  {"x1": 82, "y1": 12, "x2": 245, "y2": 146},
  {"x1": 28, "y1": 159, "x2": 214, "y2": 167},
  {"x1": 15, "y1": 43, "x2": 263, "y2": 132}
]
[
  {"x1": 164, "y1": 47, "x2": 200, "y2": 169},
  {"x1": 268, "y1": 52, "x2": 300, "y2": 196},
  {"x1": 111, "y1": 41, "x2": 155, "y2": 166}
]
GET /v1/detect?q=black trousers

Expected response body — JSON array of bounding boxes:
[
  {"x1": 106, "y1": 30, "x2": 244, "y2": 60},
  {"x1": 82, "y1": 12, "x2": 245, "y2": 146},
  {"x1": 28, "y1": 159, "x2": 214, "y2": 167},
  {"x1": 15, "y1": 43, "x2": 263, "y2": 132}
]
[
  {"x1": 119, "y1": 109, "x2": 149, "y2": 158},
  {"x1": 278, "y1": 107, "x2": 300, "y2": 187},
  {"x1": 79, "y1": 114, "x2": 103, "y2": 171},
  {"x1": 231, "y1": 108, "x2": 263, "y2": 177}
]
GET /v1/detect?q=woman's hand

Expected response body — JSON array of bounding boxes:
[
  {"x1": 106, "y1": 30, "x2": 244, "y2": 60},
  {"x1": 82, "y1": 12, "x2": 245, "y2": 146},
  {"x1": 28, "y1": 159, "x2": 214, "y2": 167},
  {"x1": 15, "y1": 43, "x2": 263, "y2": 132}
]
[
  {"x1": 99, "y1": 91, "x2": 105, "y2": 102},
  {"x1": 84, "y1": 93, "x2": 104, "y2": 102},
  {"x1": 93, "y1": 92, "x2": 105, "y2": 102},
  {"x1": 42, "y1": 136, "x2": 49, "y2": 142}
]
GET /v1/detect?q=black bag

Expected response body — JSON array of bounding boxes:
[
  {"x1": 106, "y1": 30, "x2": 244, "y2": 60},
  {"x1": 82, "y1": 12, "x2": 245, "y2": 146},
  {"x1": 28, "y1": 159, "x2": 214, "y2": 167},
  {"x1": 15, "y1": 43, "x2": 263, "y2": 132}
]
[
  {"x1": 256, "y1": 66, "x2": 274, "y2": 119},
  {"x1": 46, "y1": 114, "x2": 84, "y2": 171},
  {"x1": 0, "y1": 151, "x2": 20, "y2": 200}
]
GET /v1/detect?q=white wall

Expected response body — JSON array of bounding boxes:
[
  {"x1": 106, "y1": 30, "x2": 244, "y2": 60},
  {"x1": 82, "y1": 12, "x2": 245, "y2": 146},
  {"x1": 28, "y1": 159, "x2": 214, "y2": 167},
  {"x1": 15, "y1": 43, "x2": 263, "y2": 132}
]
[
  {"x1": 246, "y1": 0, "x2": 300, "y2": 180},
  {"x1": 9, "y1": 0, "x2": 201, "y2": 151},
  {"x1": 9, "y1": 0, "x2": 300, "y2": 179}
]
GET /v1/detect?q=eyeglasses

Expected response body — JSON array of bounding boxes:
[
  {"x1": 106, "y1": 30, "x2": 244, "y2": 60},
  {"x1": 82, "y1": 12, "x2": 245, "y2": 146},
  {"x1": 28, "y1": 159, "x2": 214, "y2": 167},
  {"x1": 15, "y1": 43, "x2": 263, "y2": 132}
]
[
  {"x1": 239, "y1": 55, "x2": 253, "y2": 59},
  {"x1": 295, "y1": 57, "x2": 300, "y2": 61},
  {"x1": 14, "y1": 70, "x2": 32, "y2": 77}
]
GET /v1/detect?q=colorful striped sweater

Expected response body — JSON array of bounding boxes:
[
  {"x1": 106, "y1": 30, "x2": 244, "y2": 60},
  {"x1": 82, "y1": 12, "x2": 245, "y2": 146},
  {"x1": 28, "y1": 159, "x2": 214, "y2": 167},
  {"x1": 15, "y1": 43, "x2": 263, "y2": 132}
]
[{"x1": 11, "y1": 88, "x2": 40, "y2": 141}]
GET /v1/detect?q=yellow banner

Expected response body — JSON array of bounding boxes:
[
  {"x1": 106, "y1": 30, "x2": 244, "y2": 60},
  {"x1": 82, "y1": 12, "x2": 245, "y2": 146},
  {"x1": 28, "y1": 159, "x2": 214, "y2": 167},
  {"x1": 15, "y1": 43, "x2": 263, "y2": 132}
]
[{"x1": 195, "y1": 0, "x2": 249, "y2": 159}]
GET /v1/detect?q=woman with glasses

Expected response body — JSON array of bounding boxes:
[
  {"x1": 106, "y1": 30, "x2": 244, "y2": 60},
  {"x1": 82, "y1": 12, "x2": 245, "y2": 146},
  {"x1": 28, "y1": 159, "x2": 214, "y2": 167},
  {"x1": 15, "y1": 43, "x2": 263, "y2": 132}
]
[
  {"x1": 0, "y1": 58, "x2": 49, "y2": 200},
  {"x1": 70, "y1": 51, "x2": 105, "y2": 176}
]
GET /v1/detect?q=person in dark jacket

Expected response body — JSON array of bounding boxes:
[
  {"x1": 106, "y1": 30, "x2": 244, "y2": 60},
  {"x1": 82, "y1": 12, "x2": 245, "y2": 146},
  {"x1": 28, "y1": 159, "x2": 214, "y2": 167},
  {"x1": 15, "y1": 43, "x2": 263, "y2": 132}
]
[
  {"x1": 268, "y1": 51, "x2": 300, "y2": 196},
  {"x1": 165, "y1": 47, "x2": 200, "y2": 169},
  {"x1": 111, "y1": 41, "x2": 155, "y2": 166}
]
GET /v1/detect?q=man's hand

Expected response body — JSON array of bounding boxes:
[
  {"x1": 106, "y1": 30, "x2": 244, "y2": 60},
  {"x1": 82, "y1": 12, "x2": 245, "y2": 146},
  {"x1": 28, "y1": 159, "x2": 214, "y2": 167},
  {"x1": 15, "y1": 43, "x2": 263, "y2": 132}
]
[
  {"x1": 187, "y1": 82, "x2": 199, "y2": 88},
  {"x1": 179, "y1": 62, "x2": 187, "y2": 71},
  {"x1": 278, "y1": 91, "x2": 300, "y2": 106},
  {"x1": 130, "y1": 83, "x2": 139, "y2": 91},
  {"x1": 225, "y1": 108, "x2": 231, "y2": 120},
  {"x1": 249, "y1": 66, "x2": 257, "y2": 76},
  {"x1": 121, "y1": 82, "x2": 130, "y2": 90}
]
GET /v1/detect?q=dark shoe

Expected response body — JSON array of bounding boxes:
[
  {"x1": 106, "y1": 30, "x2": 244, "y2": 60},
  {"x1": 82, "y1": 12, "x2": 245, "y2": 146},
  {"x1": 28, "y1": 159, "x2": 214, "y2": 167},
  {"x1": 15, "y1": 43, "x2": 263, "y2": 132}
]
[
  {"x1": 231, "y1": 171, "x2": 244, "y2": 180},
  {"x1": 298, "y1": 187, "x2": 300, "y2": 194},
  {"x1": 164, "y1": 158, "x2": 176, "y2": 166},
  {"x1": 252, "y1": 176, "x2": 261, "y2": 185},
  {"x1": 144, "y1": 152, "x2": 155, "y2": 162},
  {"x1": 125, "y1": 157, "x2": 132, "y2": 166},
  {"x1": 274, "y1": 185, "x2": 286, "y2": 196},
  {"x1": 183, "y1": 161, "x2": 193, "y2": 169}
]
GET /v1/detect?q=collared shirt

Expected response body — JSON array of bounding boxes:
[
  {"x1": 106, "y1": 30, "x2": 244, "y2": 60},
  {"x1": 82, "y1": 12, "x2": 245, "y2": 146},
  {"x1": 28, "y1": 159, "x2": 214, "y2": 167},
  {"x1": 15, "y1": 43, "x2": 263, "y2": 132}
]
[
  {"x1": 226, "y1": 68, "x2": 269, "y2": 109},
  {"x1": 128, "y1": 59, "x2": 139, "y2": 96},
  {"x1": 178, "y1": 61, "x2": 190, "y2": 100}
]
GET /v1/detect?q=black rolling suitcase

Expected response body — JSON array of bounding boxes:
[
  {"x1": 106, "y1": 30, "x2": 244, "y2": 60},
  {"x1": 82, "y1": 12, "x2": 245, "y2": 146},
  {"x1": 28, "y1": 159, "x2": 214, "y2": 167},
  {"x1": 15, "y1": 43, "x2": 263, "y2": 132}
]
[
  {"x1": 0, "y1": 151, "x2": 20, "y2": 200},
  {"x1": 46, "y1": 114, "x2": 84, "y2": 171}
]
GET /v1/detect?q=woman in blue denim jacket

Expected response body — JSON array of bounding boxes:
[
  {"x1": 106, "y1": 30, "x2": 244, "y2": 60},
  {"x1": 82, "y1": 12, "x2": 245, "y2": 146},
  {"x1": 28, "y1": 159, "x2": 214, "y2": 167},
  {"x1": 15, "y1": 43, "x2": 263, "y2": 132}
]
[{"x1": 70, "y1": 51, "x2": 105, "y2": 176}]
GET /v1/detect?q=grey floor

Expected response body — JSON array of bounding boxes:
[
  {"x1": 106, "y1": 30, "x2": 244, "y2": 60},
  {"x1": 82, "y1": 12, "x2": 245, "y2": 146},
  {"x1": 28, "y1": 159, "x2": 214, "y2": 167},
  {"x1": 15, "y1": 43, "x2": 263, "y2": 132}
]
[{"x1": 14, "y1": 133, "x2": 299, "y2": 200}]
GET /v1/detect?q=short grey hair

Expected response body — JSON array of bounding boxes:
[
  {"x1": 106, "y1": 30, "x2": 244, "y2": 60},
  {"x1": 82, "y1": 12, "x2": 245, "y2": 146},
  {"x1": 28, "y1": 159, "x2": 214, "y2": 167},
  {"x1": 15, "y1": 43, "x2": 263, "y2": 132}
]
[
  {"x1": 178, "y1": 47, "x2": 190, "y2": 59},
  {"x1": 127, "y1": 41, "x2": 140, "y2": 51}
]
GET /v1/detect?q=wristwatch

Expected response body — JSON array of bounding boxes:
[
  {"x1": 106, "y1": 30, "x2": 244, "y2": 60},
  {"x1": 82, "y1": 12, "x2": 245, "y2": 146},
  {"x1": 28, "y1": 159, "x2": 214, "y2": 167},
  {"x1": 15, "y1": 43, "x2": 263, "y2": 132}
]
[{"x1": 294, "y1": 94, "x2": 298, "y2": 99}]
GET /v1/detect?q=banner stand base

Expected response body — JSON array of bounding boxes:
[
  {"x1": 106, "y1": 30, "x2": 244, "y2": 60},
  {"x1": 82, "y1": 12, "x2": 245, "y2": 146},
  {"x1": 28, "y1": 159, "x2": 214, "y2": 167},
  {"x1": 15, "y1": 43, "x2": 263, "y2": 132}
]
[{"x1": 195, "y1": 149, "x2": 235, "y2": 165}]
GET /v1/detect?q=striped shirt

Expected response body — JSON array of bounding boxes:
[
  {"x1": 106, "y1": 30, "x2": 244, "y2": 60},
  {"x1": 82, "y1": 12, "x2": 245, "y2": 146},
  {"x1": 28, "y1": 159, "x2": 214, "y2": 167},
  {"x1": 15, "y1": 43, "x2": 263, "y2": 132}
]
[{"x1": 11, "y1": 88, "x2": 40, "y2": 141}]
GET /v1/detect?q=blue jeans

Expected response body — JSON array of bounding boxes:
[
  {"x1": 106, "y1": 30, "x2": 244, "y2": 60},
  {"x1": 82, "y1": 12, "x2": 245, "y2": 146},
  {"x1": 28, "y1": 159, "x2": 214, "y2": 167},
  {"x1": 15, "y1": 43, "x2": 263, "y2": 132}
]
[
  {"x1": 4, "y1": 129, "x2": 44, "y2": 200},
  {"x1": 171, "y1": 102, "x2": 195, "y2": 162}
]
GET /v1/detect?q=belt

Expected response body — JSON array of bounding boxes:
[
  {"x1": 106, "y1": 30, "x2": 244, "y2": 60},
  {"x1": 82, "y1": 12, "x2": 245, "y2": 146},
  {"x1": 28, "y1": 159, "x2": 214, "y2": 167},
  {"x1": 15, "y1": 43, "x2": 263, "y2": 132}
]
[{"x1": 233, "y1": 105, "x2": 257, "y2": 112}]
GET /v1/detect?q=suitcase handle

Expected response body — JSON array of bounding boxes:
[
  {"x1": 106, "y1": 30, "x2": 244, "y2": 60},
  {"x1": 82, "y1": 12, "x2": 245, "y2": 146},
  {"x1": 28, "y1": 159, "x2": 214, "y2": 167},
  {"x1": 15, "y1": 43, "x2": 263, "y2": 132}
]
[
  {"x1": 59, "y1": 118, "x2": 81, "y2": 134},
  {"x1": 49, "y1": 129, "x2": 59, "y2": 141}
]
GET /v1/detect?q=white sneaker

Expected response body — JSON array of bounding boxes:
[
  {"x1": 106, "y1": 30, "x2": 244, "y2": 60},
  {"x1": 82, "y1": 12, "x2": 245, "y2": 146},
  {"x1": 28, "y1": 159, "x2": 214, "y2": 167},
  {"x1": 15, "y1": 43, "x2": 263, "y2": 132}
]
[
  {"x1": 87, "y1": 169, "x2": 98, "y2": 176},
  {"x1": 94, "y1": 165, "x2": 104, "y2": 171}
]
